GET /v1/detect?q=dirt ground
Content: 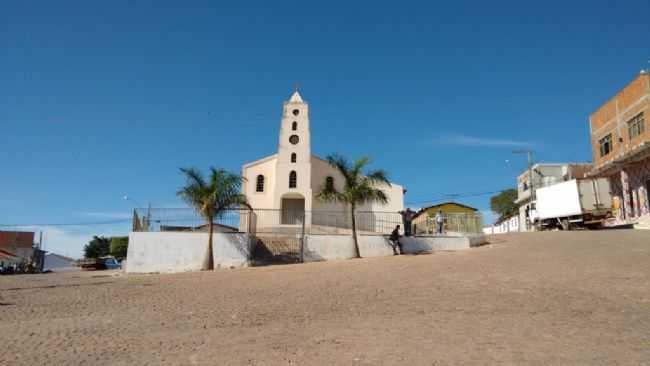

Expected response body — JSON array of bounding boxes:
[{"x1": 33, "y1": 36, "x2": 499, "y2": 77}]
[{"x1": 1, "y1": 230, "x2": 649, "y2": 365}]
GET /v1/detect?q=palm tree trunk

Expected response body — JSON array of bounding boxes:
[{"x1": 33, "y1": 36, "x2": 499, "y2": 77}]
[
  {"x1": 205, "y1": 219, "x2": 215, "y2": 270},
  {"x1": 350, "y1": 205, "x2": 361, "y2": 258}
]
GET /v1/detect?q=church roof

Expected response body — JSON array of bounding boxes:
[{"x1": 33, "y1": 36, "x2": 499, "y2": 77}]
[{"x1": 289, "y1": 91, "x2": 303, "y2": 103}]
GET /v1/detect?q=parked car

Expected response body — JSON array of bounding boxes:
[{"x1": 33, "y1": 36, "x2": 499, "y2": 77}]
[{"x1": 77, "y1": 256, "x2": 122, "y2": 270}]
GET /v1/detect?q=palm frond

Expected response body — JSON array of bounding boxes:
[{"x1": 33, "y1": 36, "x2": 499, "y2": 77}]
[
  {"x1": 318, "y1": 154, "x2": 390, "y2": 207},
  {"x1": 177, "y1": 166, "x2": 245, "y2": 220},
  {"x1": 364, "y1": 169, "x2": 390, "y2": 186},
  {"x1": 316, "y1": 181, "x2": 346, "y2": 203},
  {"x1": 180, "y1": 167, "x2": 207, "y2": 188},
  {"x1": 325, "y1": 154, "x2": 352, "y2": 183}
]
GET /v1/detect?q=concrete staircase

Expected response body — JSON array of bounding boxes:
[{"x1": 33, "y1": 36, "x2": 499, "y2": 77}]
[
  {"x1": 251, "y1": 234, "x2": 301, "y2": 265},
  {"x1": 634, "y1": 214, "x2": 650, "y2": 230}
]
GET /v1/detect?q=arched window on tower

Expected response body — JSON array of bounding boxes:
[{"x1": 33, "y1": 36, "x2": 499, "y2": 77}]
[
  {"x1": 325, "y1": 176, "x2": 334, "y2": 190},
  {"x1": 291, "y1": 153, "x2": 297, "y2": 163},
  {"x1": 256, "y1": 175, "x2": 265, "y2": 192},
  {"x1": 289, "y1": 171, "x2": 297, "y2": 188},
  {"x1": 292, "y1": 121, "x2": 297, "y2": 131}
]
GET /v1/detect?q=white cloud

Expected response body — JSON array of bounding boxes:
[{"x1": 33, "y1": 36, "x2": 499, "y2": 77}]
[{"x1": 435, "y1": 134, "x2": 533, "y2": 148}]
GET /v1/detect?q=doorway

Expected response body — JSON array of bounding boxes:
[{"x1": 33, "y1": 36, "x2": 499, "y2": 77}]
[{"x1": 281, "y1": 197, "x2": 305, "y2": 225}]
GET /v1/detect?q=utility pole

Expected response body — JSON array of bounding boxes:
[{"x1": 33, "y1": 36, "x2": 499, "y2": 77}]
[{"x1": 513, "y1": 149, "x2": 535, "y2": 229}]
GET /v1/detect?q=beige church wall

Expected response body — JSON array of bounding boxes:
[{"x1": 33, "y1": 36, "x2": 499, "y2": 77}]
[
  {"x1": 367, "y1": 182, "x2": 404, "y2": 212},
  {"x1": 242, "y1": 156, "x2": 277, "y2": 210},
  {"x1": 310, "y1": 156, "x2": 348, "y2": 212},
  {"x1": 310, "y1": 156, "x2": 404, "y2": 213}
]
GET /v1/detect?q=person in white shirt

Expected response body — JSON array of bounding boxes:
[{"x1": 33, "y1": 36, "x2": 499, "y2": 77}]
[{"x1": 435, "y1": 210, "x2": 444, "y2": 234}]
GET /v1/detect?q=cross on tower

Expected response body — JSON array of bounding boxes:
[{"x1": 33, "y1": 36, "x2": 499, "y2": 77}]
[{"x1": 293, "y1": 83, "x2": 300, "y2": 93}]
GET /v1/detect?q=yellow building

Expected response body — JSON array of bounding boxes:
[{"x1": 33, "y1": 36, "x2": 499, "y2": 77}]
[{"x1": 412, "y1": 202, "x2": 481, "y2": 234}]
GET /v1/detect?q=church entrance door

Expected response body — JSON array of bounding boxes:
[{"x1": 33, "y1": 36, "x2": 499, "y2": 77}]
[{"x1": 281, "y1": 198, "x2": 305, "y2": 225}]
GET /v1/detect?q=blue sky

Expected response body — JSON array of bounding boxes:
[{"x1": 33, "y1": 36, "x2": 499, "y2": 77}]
[{"x1": 2, "y1": 0, "x2": 649, "y2": 257}]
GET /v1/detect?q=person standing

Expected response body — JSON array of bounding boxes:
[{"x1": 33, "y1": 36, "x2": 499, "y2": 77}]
[
  {"x1": 389, "y1": 225, "x2": 403, "y2": 255},
  {"x1": 399, "y1": 208, "x2": 417, "y2": 237},
  {"x1": 435, "y1": 210, "x2": 444, "y2": 234}
]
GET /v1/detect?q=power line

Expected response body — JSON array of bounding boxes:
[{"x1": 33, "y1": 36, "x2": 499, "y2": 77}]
[
  {"x1": 0, "y1": 219, "x2": 132, "y2": 228},
  {"x1": 406, "y1": 189, "x2": 511, "y2": 206}
]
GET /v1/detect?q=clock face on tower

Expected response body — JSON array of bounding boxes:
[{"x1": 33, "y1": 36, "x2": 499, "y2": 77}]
[{"x1": 289, "y1": 135, "x2": 299, "y2": 145}]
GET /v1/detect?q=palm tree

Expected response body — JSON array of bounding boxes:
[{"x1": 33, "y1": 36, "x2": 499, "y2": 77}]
[
  {"x1": 317, "y1": 155, "x2": 390, "y2": 258},
  {"x1": 177, "y1": 167, "x2": 247, "y2": 270}
]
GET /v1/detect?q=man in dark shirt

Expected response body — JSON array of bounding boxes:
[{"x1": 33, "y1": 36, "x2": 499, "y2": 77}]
[
  {"x1": 389, "y1": 225, "x2": 403, "y2": 255},
  {"x1": 399, "y1": 208, "x2": 417, "y2": 237}
]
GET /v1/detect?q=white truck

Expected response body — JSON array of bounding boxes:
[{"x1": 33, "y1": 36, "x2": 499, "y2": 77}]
[{"x1": 534, "y1": 178, "x2": 612, "y2": 230}]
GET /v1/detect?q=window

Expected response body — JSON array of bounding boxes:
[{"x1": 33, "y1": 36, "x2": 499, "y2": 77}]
[
  {"x1": 325, "y1": 176, "x2": 334, "y2": 190},
  {"x1": 256, "y1": 175, "x2": 265, "y2": 192},
  {"x1": 289, "y1": 135, "x2": 299, "y2": 145},
  {"x1": 628, "y1": 112, "x2": 645, "y2": 139},
  {"x1": 291, "y1": 153, "x2": 297, "y2": 163},
  {"x1": 289, "y1": 171, "x2": 297, "y2": 188},
  {"x1": 599, "y1": 134, "x2": 612, "y2": 157},
  {"x1": 292, "y1": 109, "x2": 300, "y2": 116},
  {"x1": 292, "y1": 121, "x2": 297, "y2": 131}
]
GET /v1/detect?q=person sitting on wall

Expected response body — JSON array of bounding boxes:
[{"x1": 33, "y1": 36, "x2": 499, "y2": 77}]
[{"x1": 389, "y1": 225, "x2": 403, "y2": 255}]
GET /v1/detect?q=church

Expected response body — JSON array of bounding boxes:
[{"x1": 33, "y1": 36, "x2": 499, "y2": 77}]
[{"x1": 241, "y1": 90, "x2": 404, "y2": 228}]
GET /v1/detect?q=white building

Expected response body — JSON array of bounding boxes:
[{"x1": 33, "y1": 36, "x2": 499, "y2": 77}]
[
  {"x1": 483, "y1": 215, "x2": 519, "y2": 235},
  {"x1": 241, "y1": 91, "x2": 404, "y2": 229}
]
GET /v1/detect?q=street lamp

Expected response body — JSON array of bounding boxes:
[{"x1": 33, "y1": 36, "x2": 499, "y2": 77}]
[
  {"x1": 123, "y1": 195, "x2": 143, "y2": 208},
  {"x1": 123, "y1": 195, "x2": 152, "y2": 232}
]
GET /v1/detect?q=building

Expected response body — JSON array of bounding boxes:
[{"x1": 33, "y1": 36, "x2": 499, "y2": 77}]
[
  {"x1": 515, "y1": 163, "x2": 592, "y2": 231},
  {"x1": 0, "y1": 249, "x2": 23, "y2": 267},
  {"x1": 43, "y1": 253, "x2": 77, "y2": 272},
  {"x1": 241, "y1": 91, "x2": 404, "y2": 230},
  {"x1": 411, "y1": 202, "x2": 480, "y2": 234},
  {"x1": 483, "y1": 215, "x2": 519, "y2": 235},
  {"x1": 587, "y1": 71, "x2": 650, "y2": 225},
  {"x1": 0, "y1": 230, "x2": 35, "y2": 261}
]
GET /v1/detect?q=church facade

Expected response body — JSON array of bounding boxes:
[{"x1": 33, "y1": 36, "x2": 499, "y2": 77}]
[{"x1": 241, "y1": 91, "x2": 404, "y2": 228}]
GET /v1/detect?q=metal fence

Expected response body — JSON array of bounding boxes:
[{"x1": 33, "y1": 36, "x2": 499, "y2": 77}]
[
  {"x1": 132, "y1": 208, "x2": 482, "y2": 235},
  {"x1": 413, "y1": 212, "x2": 483, "y2": 235}
]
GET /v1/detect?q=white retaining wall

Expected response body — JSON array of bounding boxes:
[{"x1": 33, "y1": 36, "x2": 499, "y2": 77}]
[
  {"x1": 400, "y1": 234, "x2": 486, "y2": 253},
  {"x1": 303, "y1": 233, "x2": 487, "y2": 262},
  {"x1": 127, "y1": 231, "x2": 488, "y2": 272},
  {"x1": 303, "y1": 235, "x2": 395, "y2": 262},
  {"x1": 126, "y1": 232, "x2": 251, "y2": 273}
]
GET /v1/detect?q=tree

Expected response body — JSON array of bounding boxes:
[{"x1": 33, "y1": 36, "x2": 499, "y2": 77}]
[
  {"x1": 109, "y1": 236, "x2": 129, "y2": 260},
  {"x1": 84, "y1": 236, "x2": 111, "y2": 258},
  {"x1": 177, "y1": 167, "x2": 247, "y2": 270},
  {"x1": 490, "y1": 189, "x2": 519, "y2": 222},
  {"x1": 317, "y1": 155, "x2": 390, "y2": 258}
]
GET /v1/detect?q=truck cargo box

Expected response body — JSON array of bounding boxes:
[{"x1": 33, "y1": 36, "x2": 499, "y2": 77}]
[{"x1": 536, "y1": 178, "x2": 611, "y2": 221}]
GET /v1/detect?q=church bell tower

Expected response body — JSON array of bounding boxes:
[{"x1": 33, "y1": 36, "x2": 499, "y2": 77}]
[{"x1": 274, "y1": 89, "x2": 312, "y2": 213}]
